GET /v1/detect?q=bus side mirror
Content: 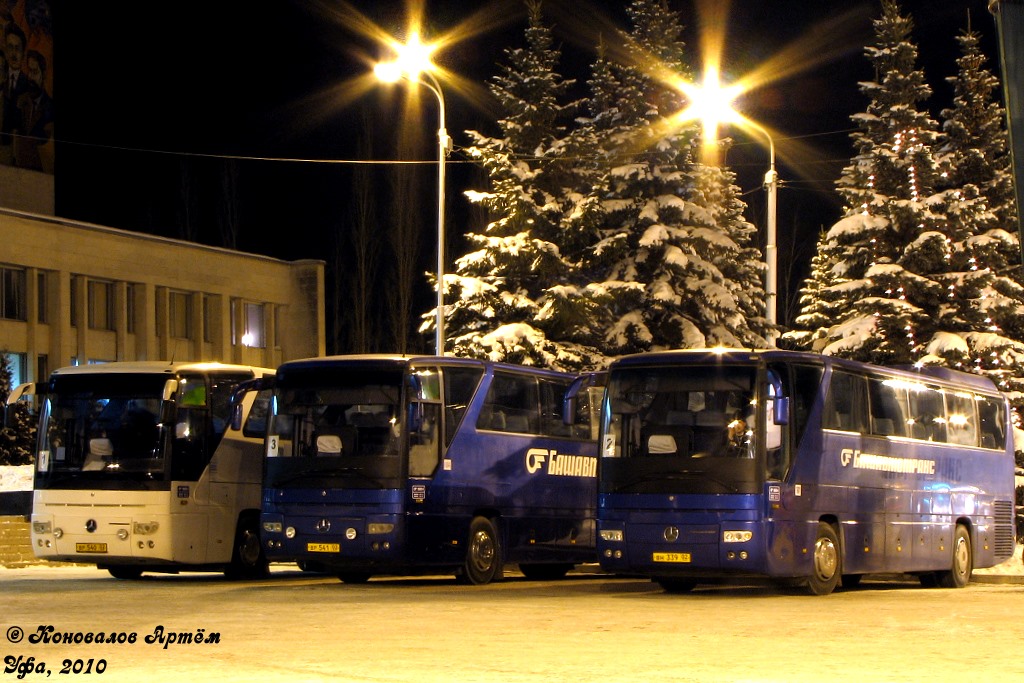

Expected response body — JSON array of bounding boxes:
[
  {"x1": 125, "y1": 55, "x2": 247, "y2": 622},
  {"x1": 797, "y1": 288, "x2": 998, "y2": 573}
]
[
  {"x1": 563, "y1": 372, "x2": 607, "y2": 425},
  {"x1": 4, "y1": 382, "x2": 36, "y2": 428},
  {"x1": 228, "y1": 376, "x2": 274, "y2": 431},
  {"x1": 773, "y1": 397, "x2": 790, "y2": 426},
  {"x1": 160, "y1": 380, "x2": 178, "y2": 423},
  {"x1": 408, "y1": 403, "x2": 423, "y2": 432}
]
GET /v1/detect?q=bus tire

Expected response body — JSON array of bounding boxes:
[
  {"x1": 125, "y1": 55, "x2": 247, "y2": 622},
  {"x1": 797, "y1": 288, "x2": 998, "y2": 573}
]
[
  {"x1": 107, "y1": 566, "x2": 143, "y2": 580},
  {"x1": 459, "y1": 516, "x2": 502, "y2": 585},
  {"x1": 937, "y1": 524, "x2": 972, "y2": 589},
  {"x1": 519, "y1": 563, "x2": 573, "y2": 580},
  {"x1": 225, "y1": 518, "x2": 268, "y2": 580},
  {"x1": 807, "y1": 522, "x2": 841, "y2": 595},
  {"x1": 338, "y1": 572, "x2": 372, "y2": 584},
  {"x1": 656, "y1": 577, "x2": 697, "y2": 593}
]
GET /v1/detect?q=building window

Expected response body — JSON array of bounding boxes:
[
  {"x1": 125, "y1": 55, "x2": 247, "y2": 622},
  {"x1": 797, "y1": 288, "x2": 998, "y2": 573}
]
[
  {"x1": 70, "y1": 277, "x2": 77, "y2": 327},
  {"x1": 243, "y1": 302, "x2": 266, "y2": 348},
  {"x1": 203, "y1": 295, "x2": 212, "y2": 343},
  {"x1": 3, "y1": 352, "x2": 28, "y2": 385},
  {"x1": 169, "y1": 291, "x2": 193, "y2": 340},
  {"x1": 126, "y1": 283, "x2": 136, "y2": 333},
  {"x1": 88, "y1": 280, "x2": 115, "y2": 331},
  {"x1": 37, "y1": 272, "x2": 47, "y2": 323},
  {"x1": 1, "y1": 266, "x2": 27, "y2": 321},
  {"x1": 36, "y1": 354, "x2": 48, "y2": 383}
]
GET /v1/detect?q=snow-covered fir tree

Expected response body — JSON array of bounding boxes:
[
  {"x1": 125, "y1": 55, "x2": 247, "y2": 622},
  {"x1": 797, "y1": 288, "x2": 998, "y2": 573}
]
[
  {"x1": 0, "y1": 353, "x2": 34, "y2": 465},
  {"x1": 925, "y1": 26, "x2": 1024, "y2": 401},
  {"x1": 446, "y1": 0, "x2": 605, "y2": 369},
  {"x1": 787, "y1": 0, "x2": 943, "y2": 364},
  {"x1": 579, "y1": 0, "x2": 770, "y2": 354}
]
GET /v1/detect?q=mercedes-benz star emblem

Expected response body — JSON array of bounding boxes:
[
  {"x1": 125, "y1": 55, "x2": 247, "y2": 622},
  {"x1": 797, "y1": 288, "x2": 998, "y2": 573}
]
[
  {"x1": 315, "y1": 518, "x2": 331, "y2": 533},
  {"x1": 663, "y1": 526, "x2": 680, "y2": 542},
  {"x1": 85, "y1": 519, "x2": 97, "y2": 533}
]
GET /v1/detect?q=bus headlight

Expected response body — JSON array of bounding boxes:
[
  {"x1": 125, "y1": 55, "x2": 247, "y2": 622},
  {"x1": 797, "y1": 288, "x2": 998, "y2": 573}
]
[
  {"x1": 133, "y1": 522, "x2": 159, "y2": 535},
  {"x1": 263, "y1": 522, "x2": 283, "y2": 533},
  {"x1": 33, "y1": 521, "x2": 52, "y2": 535},
  {"x1": 285, "y1": 527, "x2": 296, "y2": 539},
  {"x1": 723, "y1": 531, "x2": 753, "y2": 543},
  {"x1": 345, "y1": 528, "x2": 358, "y2": 540},
  {"x1": 367, "y1": 523, "x2": 394, "y2": 534},
  {"x1": 53, "y1": 527, "x2": 63, "y2": 539},
  {"x1": 599, "y1": 529, "x2": 624, "y2": 542},
  {"x1": 117, "y1": 529, "x2": 129, "y2": 540}
]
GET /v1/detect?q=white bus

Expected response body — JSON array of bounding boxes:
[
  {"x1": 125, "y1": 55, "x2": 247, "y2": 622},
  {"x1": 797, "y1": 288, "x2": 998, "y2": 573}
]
[{"x1": 9, "y1": 362, "x2": 273, "y2": 579}]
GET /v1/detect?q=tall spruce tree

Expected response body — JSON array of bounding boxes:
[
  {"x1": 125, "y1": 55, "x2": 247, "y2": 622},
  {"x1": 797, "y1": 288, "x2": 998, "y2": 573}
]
[
  {"x1": 580, "y1": 0, "x2": 769, "y2": 354},
  {"x1": 926, "y1": 27, "x2": 1024, "y2": 400},
  {"x1": 447, "y1": 0, "x2": 604, "y2": 369},
  {"x1": 787, "y1": 0, "x2": 943, "y2": 364}
]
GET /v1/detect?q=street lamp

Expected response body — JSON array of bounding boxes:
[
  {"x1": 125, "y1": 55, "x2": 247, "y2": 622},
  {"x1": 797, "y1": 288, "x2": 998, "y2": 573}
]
[
  {"x1": 677, "y1": 68, "x2": 779, "y2": 345},
  {"x1": 375, "y1": 36, "x2": 452, "y2": 355}
]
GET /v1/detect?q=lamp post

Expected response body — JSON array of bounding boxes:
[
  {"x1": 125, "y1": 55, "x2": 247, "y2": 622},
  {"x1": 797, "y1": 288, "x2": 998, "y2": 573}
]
[
  {"x1": 375, "y1": 40, "x2": 452, "y2": 355},
  {"x1": 746, "y1": 121, "x2": 778, "y2": 345},
  {"x1": 678, "y1": 70, "x2": 779, "y2": 346}
]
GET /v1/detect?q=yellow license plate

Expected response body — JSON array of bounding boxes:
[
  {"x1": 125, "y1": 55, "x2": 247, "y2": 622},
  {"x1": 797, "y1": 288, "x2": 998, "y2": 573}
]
[
  {"x1": 307, "y1": 543, "x2": 340, "y2": 553},
  {"x1": 76, "y1": 543, "x2": 108, "y2": 554},
  {"x1": 653, "y1": 552, "x2": 691, "y2": 563}
]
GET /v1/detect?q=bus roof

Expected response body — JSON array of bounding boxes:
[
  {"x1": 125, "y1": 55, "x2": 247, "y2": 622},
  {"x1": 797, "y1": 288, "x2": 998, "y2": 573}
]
[
  {"x1": 275, "y1": 354, "x2": 576, "y2": 380},
  {"x1": 49, "y1": 361, "x2": 275, "y2": 378},
  {"x1": 609, "y1": 348, "x2": 1000, "y2": 394}
]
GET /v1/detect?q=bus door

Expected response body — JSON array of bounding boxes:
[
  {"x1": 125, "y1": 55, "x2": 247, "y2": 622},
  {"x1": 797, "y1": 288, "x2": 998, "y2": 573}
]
[{"x1": 404, "y1": 365, "x2": 484, "y2": 563}]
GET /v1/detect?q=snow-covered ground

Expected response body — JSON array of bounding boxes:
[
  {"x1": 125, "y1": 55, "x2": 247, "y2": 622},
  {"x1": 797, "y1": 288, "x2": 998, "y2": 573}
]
[{"x1": 0, "y1": 464, "x2": 32, "y2": 492}]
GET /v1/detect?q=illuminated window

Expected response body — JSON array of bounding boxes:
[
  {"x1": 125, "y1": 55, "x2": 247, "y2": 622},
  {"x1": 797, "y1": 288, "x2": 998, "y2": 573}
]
[{"x1": 242, "y1": 303, "x2": 265, "y2": 348}]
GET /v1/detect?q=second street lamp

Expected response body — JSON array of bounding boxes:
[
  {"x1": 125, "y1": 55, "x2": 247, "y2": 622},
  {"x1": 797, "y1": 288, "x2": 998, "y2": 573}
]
[
  {"x1": 678, "y1": 68, "x2": 779, "y2": 346},
  {"x1": 375, "y1": 38, "x2": 452, "y2": 355}
]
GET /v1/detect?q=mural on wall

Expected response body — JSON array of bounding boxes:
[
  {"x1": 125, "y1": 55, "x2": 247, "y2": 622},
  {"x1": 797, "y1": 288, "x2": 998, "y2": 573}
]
[{"x1": 1, "y1": 0, "x2": 52, "y2": 174}]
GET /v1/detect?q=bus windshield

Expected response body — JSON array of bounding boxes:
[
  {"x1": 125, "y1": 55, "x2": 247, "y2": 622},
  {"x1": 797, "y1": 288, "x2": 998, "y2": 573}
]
[
  {"x1": 266, "y1": 367, "x2": 404, "y2": 490},
  {"x1": 601, "y1": 364, "x2": 761, "y2": 495},
  {"x1": 36, "y1": 373, "x2": 170, "y2": 487}
]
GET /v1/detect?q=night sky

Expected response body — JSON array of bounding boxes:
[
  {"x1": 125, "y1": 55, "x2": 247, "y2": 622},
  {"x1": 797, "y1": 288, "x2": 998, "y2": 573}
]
[{"x1": 51, "y1": 0, "x2": 1005, "y2": 320}]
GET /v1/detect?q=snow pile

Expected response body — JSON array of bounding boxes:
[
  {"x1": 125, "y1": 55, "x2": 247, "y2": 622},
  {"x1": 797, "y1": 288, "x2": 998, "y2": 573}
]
[{"x1": 0, "y1": 465, "x2": 33, "y2": 492}]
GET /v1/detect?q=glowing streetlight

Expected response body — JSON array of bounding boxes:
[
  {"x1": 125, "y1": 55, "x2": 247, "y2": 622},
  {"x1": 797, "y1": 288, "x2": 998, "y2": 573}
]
[
  {"x1": 375, "y1": 34, "x2": 452, "y2": 355},
  {"x1": 678, "y1": 67, "x2": 779, "y2": 345}
]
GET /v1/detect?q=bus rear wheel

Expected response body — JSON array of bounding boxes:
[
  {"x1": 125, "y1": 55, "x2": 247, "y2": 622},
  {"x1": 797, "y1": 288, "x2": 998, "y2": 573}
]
[
  {"x1": 107, "y1": 566, "x2": 143, "y2": 580},
  {"x1": 338, "y1": 573, "x2": 372, "y2": 584},
  {"x1": 225, "y1": 518, "x2": 268, "y2": 580},
  {"x1": 458, "y1": 516, "x2": 502, "y2": 585},
  {"x1": 936, "y1": 524, "x2": 972, "y2": 589},
  {"x1": 807, "y1": 522, "x2": 841, "y2": 595}
]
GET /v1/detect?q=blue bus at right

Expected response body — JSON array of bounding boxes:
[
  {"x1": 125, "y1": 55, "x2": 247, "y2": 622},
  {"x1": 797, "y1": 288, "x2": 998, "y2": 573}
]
[{"x1": 595, "y1": 348, "x2": 1016, "y2": 595}]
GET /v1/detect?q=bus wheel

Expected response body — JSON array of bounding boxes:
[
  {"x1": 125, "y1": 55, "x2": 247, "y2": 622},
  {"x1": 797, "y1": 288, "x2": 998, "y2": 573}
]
[
  {"x1": 338, "y1": 573, "x2": 372, "y2": 584},
  {"x1": 519, "y1": 563, "x2": 573, "y2": 580},
  {"x1": 107, "y1": 566, "x2": 143, "y2": 580},
  {"x1": 225, "y1": 519, "x2": 268, "y2": 579},
  {"x1": 937, "y1": 525, "x2": 972, "y2": 589},
  {"x1": 656, "y1": 577, "x2": 697, "y2": 593},
  {"x1": 807, "y1": 522, "x2": 841, "y2": 595},
  {"x1": 459, "y1": 516, "x2": 502, "y2": 585}
]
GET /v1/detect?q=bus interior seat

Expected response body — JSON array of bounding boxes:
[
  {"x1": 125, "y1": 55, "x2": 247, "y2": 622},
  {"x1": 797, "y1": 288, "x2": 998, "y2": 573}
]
[
  {"x1": 504, "y1": 413, "x2": 531, "y2": 433},
  {"x1": 647, "y1": 434, "x2": 677, "y2": 454},
  {"x1": 316, "y1": 434, "x2": 343, "y2": 454},
  {"x1": 872, "y1": 418, "x2": 896, "y2": 436}
]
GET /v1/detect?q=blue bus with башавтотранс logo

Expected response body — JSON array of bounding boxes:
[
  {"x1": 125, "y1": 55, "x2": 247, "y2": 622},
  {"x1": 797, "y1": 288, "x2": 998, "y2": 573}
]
[
  {"x1": 593, "y1": 348, "x2": 1016, "y2": 595},
  {"x1": 257, "y1": 354, "x2": 604, "y2": 584}
]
